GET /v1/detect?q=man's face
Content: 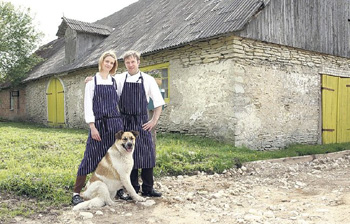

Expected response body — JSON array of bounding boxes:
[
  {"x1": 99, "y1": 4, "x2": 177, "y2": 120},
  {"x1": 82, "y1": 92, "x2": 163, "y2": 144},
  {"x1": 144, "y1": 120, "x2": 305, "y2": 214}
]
[{"x1": 124, "y1": 56, "x2": 140, "y2": 75}]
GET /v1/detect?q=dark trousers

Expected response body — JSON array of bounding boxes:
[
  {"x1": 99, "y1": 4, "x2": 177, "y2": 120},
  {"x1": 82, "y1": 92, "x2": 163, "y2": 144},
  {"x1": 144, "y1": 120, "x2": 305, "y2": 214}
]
[
  {"x1": 130, "y1": 168, "x2": 154, "y2": 193},
  {"x1": 73, "y1": 175, "x2": 87, "y2": 193}
]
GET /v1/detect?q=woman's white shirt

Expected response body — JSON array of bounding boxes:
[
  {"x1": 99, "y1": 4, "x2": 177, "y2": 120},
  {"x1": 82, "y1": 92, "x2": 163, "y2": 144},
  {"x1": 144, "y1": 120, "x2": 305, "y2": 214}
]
[{"x1": 84, "y1": 73, "x2": 116, "y2": 124}]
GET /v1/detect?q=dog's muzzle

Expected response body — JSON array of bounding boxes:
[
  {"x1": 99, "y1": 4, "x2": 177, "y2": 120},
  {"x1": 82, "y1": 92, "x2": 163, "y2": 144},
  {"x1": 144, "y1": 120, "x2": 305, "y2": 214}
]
[{"x1": 122, "y1": 142, "x2": 134, "y2": 152}]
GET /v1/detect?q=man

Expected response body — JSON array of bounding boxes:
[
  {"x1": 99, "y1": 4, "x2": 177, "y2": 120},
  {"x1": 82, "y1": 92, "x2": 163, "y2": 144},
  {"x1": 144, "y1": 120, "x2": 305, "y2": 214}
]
[{"x1": 115, "y1": 50, "x2": 165, "y2": 198}]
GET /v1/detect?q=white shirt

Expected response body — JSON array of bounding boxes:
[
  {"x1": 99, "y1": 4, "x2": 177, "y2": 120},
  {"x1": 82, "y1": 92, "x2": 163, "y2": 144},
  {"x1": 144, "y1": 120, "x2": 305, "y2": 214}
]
[
  {"x1": 84, "y1": 73, "x2": 116, "y2": 124},
  {"x1": 114, "y1": 71, "x2": 165, "y2": 108}
]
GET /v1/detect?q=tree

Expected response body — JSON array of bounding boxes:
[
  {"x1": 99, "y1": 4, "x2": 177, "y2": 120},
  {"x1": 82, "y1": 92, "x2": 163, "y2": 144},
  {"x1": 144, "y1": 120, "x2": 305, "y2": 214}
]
[{"x1": 0, "y1": 1, "x2": 43, "y2": 86}]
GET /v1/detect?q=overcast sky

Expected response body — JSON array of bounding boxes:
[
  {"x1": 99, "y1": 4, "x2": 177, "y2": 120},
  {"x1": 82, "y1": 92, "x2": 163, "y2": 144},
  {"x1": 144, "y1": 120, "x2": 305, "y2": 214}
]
[{"x1": 7, "y1": 0, "x2": 139, "y2": 45}]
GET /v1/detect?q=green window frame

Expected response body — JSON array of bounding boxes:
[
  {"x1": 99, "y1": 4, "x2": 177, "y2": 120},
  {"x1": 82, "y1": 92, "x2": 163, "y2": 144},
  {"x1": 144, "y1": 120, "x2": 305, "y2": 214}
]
[{"x1": 141, "y1": 62, "x2": 170, "y2": 103}]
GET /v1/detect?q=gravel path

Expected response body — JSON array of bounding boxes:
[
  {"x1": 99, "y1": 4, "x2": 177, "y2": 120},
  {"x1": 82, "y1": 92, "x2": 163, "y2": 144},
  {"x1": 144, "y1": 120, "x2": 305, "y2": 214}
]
[{"x1": 11, "y1": 150, "x2": 350, "y2": 224}]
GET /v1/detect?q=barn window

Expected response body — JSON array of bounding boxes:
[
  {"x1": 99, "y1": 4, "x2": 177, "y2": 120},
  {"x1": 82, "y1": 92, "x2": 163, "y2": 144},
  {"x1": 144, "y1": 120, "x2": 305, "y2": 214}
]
[
  {"x1": 11, "y1": 91, "x2": 19, "y2": 97},
  {"x1": 9, "y1": 92, "x2": 14, "y2": 110},
  {"x1": 141, "y1": 62, "x2": 170, "y2": 103}
]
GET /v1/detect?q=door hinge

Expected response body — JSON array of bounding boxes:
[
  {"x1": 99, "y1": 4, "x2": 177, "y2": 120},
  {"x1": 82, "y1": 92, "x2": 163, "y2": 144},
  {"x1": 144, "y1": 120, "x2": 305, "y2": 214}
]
[
  {"x1": 322, "y1": 129, "x2": 335, "y2": 132},
  {"x1": 321, "y1": 87, "x2": 334, "y2": 91}
]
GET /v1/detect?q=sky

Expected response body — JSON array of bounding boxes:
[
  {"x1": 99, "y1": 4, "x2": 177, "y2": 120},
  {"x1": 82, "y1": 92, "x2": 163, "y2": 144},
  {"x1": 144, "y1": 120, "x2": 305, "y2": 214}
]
[{"x1": 7, "y1": 0, "x2": 139, "y2": 45}]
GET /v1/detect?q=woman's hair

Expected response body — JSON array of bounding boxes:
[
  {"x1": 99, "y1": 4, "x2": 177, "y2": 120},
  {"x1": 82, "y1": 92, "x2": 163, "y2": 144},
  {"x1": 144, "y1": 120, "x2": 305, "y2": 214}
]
[
  {"x1": 98, "y1": 51, "x2": 118, "y2": 74},
  {"x1": 122, "y1": 50, "x2": 140, "y2": 61}
]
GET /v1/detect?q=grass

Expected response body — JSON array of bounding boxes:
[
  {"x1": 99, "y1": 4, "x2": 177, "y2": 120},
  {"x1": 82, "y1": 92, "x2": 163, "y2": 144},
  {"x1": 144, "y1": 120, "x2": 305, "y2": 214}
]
[
  {"x1": 0, "y1": 121, "x2": 349, "y2": 221},
  {"x1": 156, "y1": 133, "x2": 350, "y2": 175}
]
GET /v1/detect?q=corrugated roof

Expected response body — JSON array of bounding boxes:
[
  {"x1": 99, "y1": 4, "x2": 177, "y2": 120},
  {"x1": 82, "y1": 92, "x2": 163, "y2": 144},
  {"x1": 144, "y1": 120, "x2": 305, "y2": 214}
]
[
  {"x1": 99, "y1": 0, "x2": 264, "y2": 54},
  {"x1": 56, "y1": 17, "x2": 113, "y2": 37},
  {"x1": 25, "y1": 0, "x2": 265, "y2": 82}
]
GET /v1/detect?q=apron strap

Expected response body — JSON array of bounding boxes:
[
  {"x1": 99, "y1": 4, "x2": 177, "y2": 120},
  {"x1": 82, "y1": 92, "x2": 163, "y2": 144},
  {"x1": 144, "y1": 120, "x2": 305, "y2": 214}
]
[{"x1": 112, "y1": 77, "x2": 117, "y2": 90}]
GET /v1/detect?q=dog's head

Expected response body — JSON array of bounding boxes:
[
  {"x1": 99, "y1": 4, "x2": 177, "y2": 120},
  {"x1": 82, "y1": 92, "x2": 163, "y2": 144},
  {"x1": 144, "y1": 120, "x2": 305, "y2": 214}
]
[{"x1": 115, "y1": 131, "x2": 139, "y2": 153}]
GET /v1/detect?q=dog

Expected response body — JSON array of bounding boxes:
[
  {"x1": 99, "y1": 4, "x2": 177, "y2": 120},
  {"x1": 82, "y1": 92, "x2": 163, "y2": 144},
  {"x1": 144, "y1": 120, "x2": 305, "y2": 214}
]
[{"x1": 73, "y1": 130, "x2": 146, "y2": 210}]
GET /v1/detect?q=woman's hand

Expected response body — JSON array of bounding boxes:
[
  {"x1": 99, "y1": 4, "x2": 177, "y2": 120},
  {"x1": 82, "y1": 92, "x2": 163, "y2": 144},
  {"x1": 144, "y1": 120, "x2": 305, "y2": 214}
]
[{"x1": 89, "y1": 123, "x2": 101, "y2": 141}]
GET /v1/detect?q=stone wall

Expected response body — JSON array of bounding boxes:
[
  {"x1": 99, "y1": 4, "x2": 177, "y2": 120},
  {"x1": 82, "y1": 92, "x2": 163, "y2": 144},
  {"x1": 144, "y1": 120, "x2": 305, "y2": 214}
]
[
  {"x1": 63, "y1": 68, "x2": 96, "y2": 129},
  {"x1": 20, "y1": 34, "x2": 350, "y2": 150},
  {"x1": 139, "y1": 35, "x2": 350, "y2": 150},
  {"x1": 25, "y1": 68, "x2": 97, "y2": 128},
  {"x1": 26, "y1": 78, "x2": 51, "y2": 124}
]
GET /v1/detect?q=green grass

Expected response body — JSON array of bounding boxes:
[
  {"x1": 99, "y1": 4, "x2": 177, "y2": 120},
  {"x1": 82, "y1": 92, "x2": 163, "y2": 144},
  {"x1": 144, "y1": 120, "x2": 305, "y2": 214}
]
[
  {"x1": 0, "y1": 121, "x2": 349, "y2": 221},
  {"x1": 156, "y1": 133, "x2": 350, "y2": 175}
]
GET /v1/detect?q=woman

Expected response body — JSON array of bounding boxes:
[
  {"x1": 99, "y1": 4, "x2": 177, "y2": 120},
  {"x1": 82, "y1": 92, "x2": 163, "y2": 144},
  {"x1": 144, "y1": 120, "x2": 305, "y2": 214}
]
[{"x1": 72, "y1": 51, "x2": 123, "y2": 205}]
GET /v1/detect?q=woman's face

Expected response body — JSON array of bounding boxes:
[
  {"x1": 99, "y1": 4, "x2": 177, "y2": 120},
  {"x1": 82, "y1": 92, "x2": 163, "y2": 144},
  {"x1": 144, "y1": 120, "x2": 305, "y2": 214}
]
[{"x1": 101, "y1": 56, "x2": 116, "y2": 73}]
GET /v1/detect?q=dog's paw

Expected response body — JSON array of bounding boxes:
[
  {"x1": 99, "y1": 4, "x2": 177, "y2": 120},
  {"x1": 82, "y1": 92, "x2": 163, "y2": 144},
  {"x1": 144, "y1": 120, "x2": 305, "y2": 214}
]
[
  {"x1": 106, "y1": 200, "x2": 116, "y2": 206},
  {"x1": 106, "y1": 201, "x2": 117, "y2": 206},
  {"x1": 133, "y1": 195, "x2": 146, "y2": 202}
]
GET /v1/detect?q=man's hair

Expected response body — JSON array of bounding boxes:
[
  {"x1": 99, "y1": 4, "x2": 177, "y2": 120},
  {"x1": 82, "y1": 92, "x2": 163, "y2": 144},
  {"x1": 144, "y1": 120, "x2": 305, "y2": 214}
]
[
  {"x1": 98, "y1": 51, "x2": 118, "y2": 74},
  {"x1": 122, "y1": 50, "x2": 140, "y2": 61}
]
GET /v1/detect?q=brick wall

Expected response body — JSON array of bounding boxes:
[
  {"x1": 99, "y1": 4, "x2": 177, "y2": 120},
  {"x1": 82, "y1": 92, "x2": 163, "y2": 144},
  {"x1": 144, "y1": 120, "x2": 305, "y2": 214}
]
[{"x1": 0, "y1": 88, "x2": 26, "y2": 121}]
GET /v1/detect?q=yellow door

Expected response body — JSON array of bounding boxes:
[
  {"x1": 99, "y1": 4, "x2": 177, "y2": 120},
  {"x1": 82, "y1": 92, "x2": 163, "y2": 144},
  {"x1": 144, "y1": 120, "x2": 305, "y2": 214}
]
[
  {"x1": 322, "y1": 75, "x2": 350, "y2": 144},
  {"x1": 337, "y1": 77, "x2": 350, "y2": 143},
  {"x1": 46, "y1": 78, "x2": 65, "y2": 127},
  {"x1": 56, "y1": 80, "x2": 65, "y2": 126},
  {"x1": 322, "y1": 75, "x2": 338, "y2": 143},
  {"x1": 47, "y1": 79, "x2": 56, "y2": 125}
]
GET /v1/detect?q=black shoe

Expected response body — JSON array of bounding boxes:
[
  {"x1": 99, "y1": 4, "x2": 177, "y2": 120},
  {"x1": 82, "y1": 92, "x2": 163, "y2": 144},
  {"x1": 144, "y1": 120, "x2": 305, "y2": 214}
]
[
  {"x1": 72, "y1": 195, "x2": 84, "y2": 205},
  {"x1": 116, "y1": 189, "x2": 133, "y2": 201},
  {"x1": 141, "y1": 189, "x2": 162, "y2": 197}
]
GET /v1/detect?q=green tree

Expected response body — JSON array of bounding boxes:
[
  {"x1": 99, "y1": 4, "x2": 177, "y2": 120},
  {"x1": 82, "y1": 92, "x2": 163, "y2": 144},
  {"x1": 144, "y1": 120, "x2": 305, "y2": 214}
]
[{"x1": 0, "y1": 1, "x2": 43, "y2": 86}]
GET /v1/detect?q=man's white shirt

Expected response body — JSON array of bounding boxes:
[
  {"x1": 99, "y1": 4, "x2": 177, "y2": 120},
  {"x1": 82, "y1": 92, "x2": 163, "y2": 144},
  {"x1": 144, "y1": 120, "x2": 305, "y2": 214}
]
[
  {"x1": 114, "y1": 71, "x2": 165, "y2": 109},
  {"x1": 85, "y1": 72, "x2": 165, "y2": 124}
]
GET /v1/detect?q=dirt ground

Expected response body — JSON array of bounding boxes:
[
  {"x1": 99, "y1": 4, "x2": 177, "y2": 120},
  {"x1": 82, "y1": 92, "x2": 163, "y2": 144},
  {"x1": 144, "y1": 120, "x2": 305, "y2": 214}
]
[{"x1": 7, "y1": 150, "x2": 350, "y2": 224}]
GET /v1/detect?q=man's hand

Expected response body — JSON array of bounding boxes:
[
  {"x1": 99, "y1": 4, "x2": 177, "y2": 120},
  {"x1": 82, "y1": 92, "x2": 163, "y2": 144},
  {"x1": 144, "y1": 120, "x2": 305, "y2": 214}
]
[
  {"x1": 85, "y1": 76, "x2": 93, "y2": 84},
  {"x1": 142, "y1": 119, "x2": 157, "y2": 131},
  {"x1": 142, "y1": 106, "x2": 162, "y2": 131}
]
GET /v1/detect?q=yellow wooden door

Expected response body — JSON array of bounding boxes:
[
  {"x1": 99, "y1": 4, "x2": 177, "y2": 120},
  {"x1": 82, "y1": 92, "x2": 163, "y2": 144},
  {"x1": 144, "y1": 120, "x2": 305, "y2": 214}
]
[
  {"x1": 47, "y1": 79, "x2": 56, "y2": 125},
  {"x1": 322, "y1": 75, "x2": 338, "y2": 143},
  {"x1": 56, "y1": 80, "x2": 65, "y2": 126},
  {"x1": 322, "y1": 75, "x2": 350, "y2": 144},
  {"x1": 337, "y1": 77, "x2": 350, "y2": 143},
  {"x1": 46, "y1": 78, "x2": 65, "y2": 127}
]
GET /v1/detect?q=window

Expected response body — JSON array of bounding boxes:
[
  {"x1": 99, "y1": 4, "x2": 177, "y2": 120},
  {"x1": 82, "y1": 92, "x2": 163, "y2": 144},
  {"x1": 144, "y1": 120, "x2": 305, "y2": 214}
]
[
  {"x1": 10, "y1": 92, "x2": 14, "y2": 110},
  {"x1": 141, "y1": 62, "x2": 170, "y2": 103},
  {"x1": 10, "y1": 91, "x2": 19, "y2": 110}
]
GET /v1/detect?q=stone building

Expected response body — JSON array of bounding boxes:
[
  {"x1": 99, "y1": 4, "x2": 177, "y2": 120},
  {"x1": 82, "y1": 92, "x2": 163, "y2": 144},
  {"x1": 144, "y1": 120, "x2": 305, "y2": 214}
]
[{"x1": 1, "y1": 0, "x2": 349, "y2": 150}]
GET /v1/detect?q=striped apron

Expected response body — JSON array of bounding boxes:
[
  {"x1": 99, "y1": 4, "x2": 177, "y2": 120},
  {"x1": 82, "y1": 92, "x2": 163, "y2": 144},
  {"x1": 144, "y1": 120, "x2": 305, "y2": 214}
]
[
  {"x1": 77, "y1": 76, "x2": 123, "y2": 176},
  {"x1": 119, "y1": 73, "x2": 155, "y2": 169}
]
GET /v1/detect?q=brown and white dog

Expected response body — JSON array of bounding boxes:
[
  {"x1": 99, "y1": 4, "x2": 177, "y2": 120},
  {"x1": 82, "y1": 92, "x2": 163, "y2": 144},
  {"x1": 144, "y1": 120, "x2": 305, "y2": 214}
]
[{"x1": 73, "y1": 131, "x2": 146, "y2": 210}]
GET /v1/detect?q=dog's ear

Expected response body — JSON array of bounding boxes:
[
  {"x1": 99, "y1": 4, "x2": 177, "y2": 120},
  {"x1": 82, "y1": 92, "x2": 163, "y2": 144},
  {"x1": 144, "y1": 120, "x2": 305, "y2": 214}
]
[
  {"x1": 131, "y1": 131, "x2": 139, "y2": 138},
  {"x1": 115, "y1": 131, "x2": 124, "y2": 140}
]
